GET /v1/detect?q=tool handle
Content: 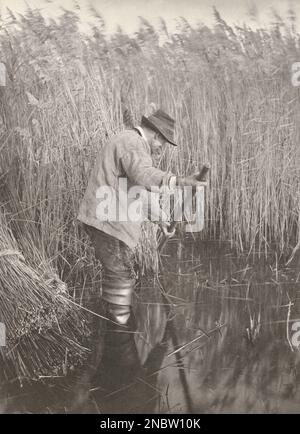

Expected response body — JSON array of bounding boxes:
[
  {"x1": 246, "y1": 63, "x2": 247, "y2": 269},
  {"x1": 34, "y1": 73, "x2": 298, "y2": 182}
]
[
  {"x1": 195, "y1": 163, "x2": 211, "y2": 182},
  {"x1": 159, "y1": 163, "x2": 211, "y2": 250}
]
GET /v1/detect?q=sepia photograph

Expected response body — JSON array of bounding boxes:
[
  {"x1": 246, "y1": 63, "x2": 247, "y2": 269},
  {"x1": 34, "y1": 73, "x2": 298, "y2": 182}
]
[{"x1": 0, "y1": 0, "x2": 300, "y2": 417}]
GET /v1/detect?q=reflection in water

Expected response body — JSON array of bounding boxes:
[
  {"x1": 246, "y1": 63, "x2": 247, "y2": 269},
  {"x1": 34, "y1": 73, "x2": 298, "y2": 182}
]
[
  {"x1": 154, "y1": 238, "x2": 300, "y2": 413},
  {"x1": 92, "y1": 327, "x2": 170, "y2": 414},
  {"x1": 75, "y1": 237, "x2": 300, "y2": 413},
  {"x1": 1, "y1": 238, "x2": 300, "y2": 413},
  {"x1": 71, "y1": 304, "x2": 170, "y2": 414}
]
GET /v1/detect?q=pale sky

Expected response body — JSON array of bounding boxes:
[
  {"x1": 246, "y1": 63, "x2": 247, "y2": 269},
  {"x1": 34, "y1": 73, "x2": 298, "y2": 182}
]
[{"x1": 1, "y1": 0, "x2": 299, "y2": 34}]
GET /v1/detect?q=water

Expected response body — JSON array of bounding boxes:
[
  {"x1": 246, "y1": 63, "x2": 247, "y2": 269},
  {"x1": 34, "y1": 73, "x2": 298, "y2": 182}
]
[{"x1": 2, "y1": 239, "x2": 300, "y2": 413}]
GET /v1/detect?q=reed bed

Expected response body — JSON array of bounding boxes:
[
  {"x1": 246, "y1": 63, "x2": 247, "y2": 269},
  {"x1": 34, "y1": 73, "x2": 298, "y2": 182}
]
[
  {"x1": 0, "y1": 6, "x2": 300, "y2": 377},
  {"x1": 0, "y1": 7, "x2": 298, "y2": 262}
]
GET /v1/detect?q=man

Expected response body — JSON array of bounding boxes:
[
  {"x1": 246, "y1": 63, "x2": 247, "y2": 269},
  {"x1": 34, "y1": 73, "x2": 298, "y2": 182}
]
[{"x1": 77, "y1": 109, "x2": 206, "y2": 329}]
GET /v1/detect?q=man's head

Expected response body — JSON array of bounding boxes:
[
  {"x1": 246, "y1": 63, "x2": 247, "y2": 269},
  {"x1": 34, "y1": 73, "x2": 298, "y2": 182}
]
[
  {"x1": 141, "y1": 128, "x2": 167, "y2": 164},
  {"x1": 141, "y1": 109, "x2": 177, "y2": 145},
  {"x1": 141, "y1": 109, "x2": 177, "y2": 165}
]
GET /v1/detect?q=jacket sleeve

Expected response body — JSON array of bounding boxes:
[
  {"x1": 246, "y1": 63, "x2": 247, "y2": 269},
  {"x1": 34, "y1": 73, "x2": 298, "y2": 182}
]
[{"x1": 119, "y1": 136, "x2": 174, "y2": 190}]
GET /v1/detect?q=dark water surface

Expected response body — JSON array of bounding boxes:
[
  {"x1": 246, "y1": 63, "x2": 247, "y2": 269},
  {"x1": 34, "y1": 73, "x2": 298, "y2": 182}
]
[{"x1": 2, "y1": 239, "x2": 300, "y2": 413}]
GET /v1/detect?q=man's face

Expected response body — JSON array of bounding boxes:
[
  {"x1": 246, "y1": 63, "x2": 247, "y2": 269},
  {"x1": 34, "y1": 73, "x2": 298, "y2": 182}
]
[{"x1": 149, "y1": 132, "x2": 168, "y2": 166}]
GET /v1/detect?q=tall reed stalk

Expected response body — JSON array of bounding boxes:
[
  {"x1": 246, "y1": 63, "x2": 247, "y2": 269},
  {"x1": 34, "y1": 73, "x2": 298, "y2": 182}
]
[{"x1": 0, "y1": 6, "x2": 299, "y2": 280}]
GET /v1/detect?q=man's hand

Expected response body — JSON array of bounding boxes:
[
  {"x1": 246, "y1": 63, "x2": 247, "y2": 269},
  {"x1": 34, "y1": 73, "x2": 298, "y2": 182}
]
[
  {"x1": 176, "y1": 164, "x2": 210, "y2": 188},
  {"x1": 176, "y1": 175, "x2": 208, "y2": 188}
]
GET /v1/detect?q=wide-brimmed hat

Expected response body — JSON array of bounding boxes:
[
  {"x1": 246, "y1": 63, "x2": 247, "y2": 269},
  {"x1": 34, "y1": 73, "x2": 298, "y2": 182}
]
[{"x1": 141, "y1": 109, "x2": 177, "y2": 146}]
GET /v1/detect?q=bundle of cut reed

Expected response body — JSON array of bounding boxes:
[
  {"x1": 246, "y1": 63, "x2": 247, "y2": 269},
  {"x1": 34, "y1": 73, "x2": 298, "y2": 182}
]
[{"x1": 0, "y1": 219, "x2": 90, "y2": 382}]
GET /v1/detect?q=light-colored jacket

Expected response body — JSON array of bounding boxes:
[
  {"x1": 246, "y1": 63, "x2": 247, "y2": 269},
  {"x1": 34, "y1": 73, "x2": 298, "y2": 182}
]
[{"x1": 77, "y1": 129, "x2": 173, "y2": 249}]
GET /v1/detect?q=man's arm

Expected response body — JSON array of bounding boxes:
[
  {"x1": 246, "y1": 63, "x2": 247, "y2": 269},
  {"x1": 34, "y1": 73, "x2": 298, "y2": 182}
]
[
  {"x1": 119, "y1": 135, "x2": 207, "y2": 190},
  {"x1": 119, "y1": 137, "x2": 173, "y2": 190}
]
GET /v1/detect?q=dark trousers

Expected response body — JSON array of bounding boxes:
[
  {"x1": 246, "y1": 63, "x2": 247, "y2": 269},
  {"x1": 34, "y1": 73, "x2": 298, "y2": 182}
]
[{"x1": 83, "y1": 224, "x2": 137, "y2": 325}]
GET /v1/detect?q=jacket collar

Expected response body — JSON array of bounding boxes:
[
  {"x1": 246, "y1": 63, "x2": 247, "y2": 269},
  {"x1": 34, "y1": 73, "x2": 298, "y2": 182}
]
[{"x1": 134, "y1": 126, "x2": 148, "y2": 145}]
